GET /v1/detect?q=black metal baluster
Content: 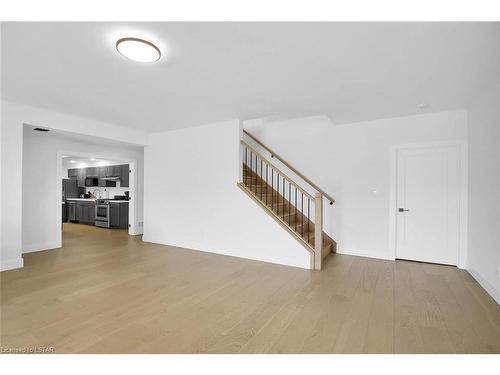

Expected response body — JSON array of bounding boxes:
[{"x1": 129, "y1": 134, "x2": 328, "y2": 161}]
[
  {"x1": 254, "y1": 153, "x2": 257, "y2": 194},
  {"x1": 265, "y1": 164, "x2": 268, "y2": 206},
  {"x1": 288, "y1": 183, "x2": 291, "y2": 225},
  {"x1": 301, "y1": 192, "x2": 304, "y2": 238},
  {"x1": 295, "y1": 187, "x2": 297, "y2": 232},
  {"x1": 254, "y1": 155, "x2": 257, "y2": 194},
  {"x1": 307, "y1": 198, "x2": 310, "y2": 244},
  {"x1": 250, "y1": 151, "x2": 253, "y2": 194},
  {"x1": 276, "y1": 173, "x2": 280, "y2": 216},
  {"x1": 244, "y1": 147, "x2": 247, "y2": 186},
  {"x1": 256, "y1": 155, "x2": 259, "y2": 196},
  {"x1": 271, "y1": 168, "x2": 274, "y2": 210},
  {"x1": 260, "y1": 159, "x2": 263, "y2": 201},
  {"x1": 281, "y1": 176, "x2": 286, "y2": 220}
]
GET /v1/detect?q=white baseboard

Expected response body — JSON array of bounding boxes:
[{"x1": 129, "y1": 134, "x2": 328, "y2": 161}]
[
  {"x1": 142, "y1": 236, "x2": 311, "y2": 270},
  {"x1": 467, "y1": 268, "x2": 500, "y2": 305},
  {"x1": 336, "y1": 247, "x2": 395, "y2": 261},
  {"x1": 1, "y1": 257, "x2": 24, "y2": 271},
  {"x1": 129, "y1": 222, "x2": 144, "y2": 235},
  {"x1": 23, "y1": 241, "x2": 61, "y2": 254}
]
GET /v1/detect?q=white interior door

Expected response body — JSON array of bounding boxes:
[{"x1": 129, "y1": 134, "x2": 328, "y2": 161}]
[{"x1": 396, "y1": 145, "x2": 461, "y2": 265}]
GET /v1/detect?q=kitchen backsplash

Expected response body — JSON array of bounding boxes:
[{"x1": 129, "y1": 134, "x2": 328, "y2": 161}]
[{"x1": 82, "y1": 185, "x2": 129, "y2": 199}]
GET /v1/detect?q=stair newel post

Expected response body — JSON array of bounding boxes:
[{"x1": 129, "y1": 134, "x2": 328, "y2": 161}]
[
  {"x1": 239, "y1": 141, "x2": 244, "y2": 184},
  {"x1": 314, "y1": 192, "x2": 323, "y2": 270}
]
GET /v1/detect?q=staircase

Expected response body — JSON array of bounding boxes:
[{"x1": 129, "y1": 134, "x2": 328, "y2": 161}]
[{"x1": 237, "y1": 132, "x2": 336, "y2": 270}]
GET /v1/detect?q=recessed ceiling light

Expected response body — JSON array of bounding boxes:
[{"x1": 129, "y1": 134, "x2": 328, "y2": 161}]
[
  {"x1": 90, "y1": 158, "x2": 96, "y2": 161},
  {"x1": 70, "y1": 160, "x2": 76, "y2": 163},
  {"x1": 417, "y1": 103, "x2": 428, "y2": 110},
  {"x1": 116, "y1": 37, "x2": 161, "y2": 63}
]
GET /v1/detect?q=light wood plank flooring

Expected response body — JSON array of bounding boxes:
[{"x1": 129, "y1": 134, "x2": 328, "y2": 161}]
[{"x1": 1, "y1": 223, "x2": 499, "y2": 353}]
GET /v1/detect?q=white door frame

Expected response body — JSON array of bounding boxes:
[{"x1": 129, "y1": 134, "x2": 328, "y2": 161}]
[
  {"x1": 56, "y1": 150, "x2": 141, "y2": 248},
  {"x1": 388, "y1": 140, "x2": 468, "y2": 268}
]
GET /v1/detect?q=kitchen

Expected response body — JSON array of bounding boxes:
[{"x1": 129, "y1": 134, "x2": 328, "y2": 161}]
[{"x1": 62, "y1": 156, "x2": 130, "y2": 230}]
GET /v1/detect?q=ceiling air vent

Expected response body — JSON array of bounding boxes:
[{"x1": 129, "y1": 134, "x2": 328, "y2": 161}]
[{"x1": 33, "y1": 127, "x2": 49, "y2": 132}]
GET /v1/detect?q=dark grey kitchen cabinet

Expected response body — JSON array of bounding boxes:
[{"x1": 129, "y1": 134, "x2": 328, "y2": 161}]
[
  {"x1": 105, "y1": 165, "x2": 120, "y2": 177},
  {"x1": 120, "y1": 164, "x2": 129, "y2": 187},
  {"x1": 77, "y1": 168, "x2": 86, "y2": 187},
  {"x1": 62, "y1": 203, "x2": 67, "y2": 223},
  {"x1": 69, "y1": 164, "x2": 130, "y2": 189},
  {"x1": 68, "y1": 201, "x2": 76, "y2": 221},
  {"x1": 68, "y1": 168, "x2": 78, "y2": 178},
  {"x1": 109, "y1": 203, "x2": 120, "y2": 227},
  {"x1": 62, "y1": 178, "x2": 78, "y2": 199},
  {"x1": 98, "y1": 166, "x2": 106, "y2": 187},
  {"x1": 109, "y1": 202, "x2": 129, "y2": 229},
  {"x1": 86, "y1": 203, "x2": 95, "y2": 223},
  {"x1": 76, "y1": 201, "x2": 95, "y2": 224},
  {"x1": 76, "y1": 202, "x2": 84, "y2": 221},
  {"x1": 86, "y1": 167, "x2": 98, "y2": 177}
]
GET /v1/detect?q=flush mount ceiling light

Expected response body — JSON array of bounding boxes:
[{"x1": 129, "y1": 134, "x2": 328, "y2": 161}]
[{"x1": 116, "y1": 37, "x2": 161, "y2": 63}]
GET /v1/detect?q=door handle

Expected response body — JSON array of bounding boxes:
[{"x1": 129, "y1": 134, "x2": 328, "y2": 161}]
[{"x1": 398, "y1": 208, "x2": 410, "y2": 212}]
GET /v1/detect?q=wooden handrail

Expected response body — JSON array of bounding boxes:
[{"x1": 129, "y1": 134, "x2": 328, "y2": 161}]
[
  {"x1": 241, "y1": 140, "x2": 314, "y2": 201},
  {"x1": 243, "y1": 130, "x2": 335, "y2": 204}
]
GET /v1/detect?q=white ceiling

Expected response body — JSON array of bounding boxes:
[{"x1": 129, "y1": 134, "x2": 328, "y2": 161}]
[{"x1": 2, "y1": 22, "x2": 500, "y2": 132}]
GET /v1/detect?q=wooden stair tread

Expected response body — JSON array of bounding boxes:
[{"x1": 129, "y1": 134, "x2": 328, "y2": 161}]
[{"x1": 241, "y1": 164, "x2": 336, "y2": 269}]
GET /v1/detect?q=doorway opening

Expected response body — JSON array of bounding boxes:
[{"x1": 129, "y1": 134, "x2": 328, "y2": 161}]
[
  {"x1": 60, "y1": 154, "x2": 136, "y2": 240},
  {"x1": 21, "y1": 124, "x2": 144, "y2": 256}
]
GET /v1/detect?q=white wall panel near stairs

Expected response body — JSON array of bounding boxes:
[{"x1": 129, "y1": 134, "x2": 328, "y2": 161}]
[
  {"x1": 244, "y1": 111, "x2": 467, "y2": 261},
  {"x1": 143, "y1": 120, "x2": 311, "y2": 269}
]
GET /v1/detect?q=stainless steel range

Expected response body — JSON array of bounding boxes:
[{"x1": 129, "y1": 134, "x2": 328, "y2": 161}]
[{"x1": 95, "y1": 199, "x2": 110, "y2": 228}]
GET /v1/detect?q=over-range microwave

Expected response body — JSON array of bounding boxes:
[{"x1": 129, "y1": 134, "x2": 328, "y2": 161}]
[{"x1": 85, "y1": 177, "x2": 99, "y2": 186}]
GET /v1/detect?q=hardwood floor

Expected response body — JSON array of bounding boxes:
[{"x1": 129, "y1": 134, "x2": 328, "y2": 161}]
[{"x1": 1, "y1": 223, "x2": 499, "y2": 353}]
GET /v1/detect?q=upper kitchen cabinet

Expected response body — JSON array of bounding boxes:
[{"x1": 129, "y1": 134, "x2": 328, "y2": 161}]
[
  {"x1": 86, "y1": 167, "x2": 98, "y2": 177},
  {"x1": 68, "y1": 168, "x2": 85, "y2": 187},
  {"x1": 120, "y1": 164, "x2": 130, "y2": 187},
  {"x1": 98, "y1": 166, "x2": 107, "y2": 187},
  {"x1": 105, "y1": 165, "x2": 121, "y2": 177},
  {"x1": 77, "y1": 168, "x2": 86, "y2": 187},
  {"x1": 67, "y1": 168, "x2": 78, "y2": 178},
  {"x1": 68, "y1": 164, "x2": 129, "y2": 188}
]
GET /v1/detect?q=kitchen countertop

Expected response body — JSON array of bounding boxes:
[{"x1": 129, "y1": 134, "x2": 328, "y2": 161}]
[{"x1": 66, "y1": 198, "x2": 129, "y2": 203}]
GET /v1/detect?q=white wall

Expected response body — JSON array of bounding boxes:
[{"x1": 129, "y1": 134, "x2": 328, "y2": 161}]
[
  {"x1": 467, "y1": 80, "x2": 500, "y2": 304},
  {"x1": 245, "y1": 110, "x2": 468, "y2": 261},
  {"x1": 0, "y1": 107, "x2": 24, "y2": 271},
  {"x1": 144, "y1": 120, "x2": 311, "y2": 269},
  {"x1": 22, "y1": 127, "x2": 144, "y2": 253},
  {"x1": 1, "y1": 100, "x2": 148, "y2": 271}
]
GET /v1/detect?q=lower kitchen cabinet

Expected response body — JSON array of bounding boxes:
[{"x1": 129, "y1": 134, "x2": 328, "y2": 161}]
[
  {"x1": 109, "y1": 202, "x2": 129, "y2": 229},
  {"x1": 76, "y1": 201, "x2": 95, "y2": 224},
  {"x1": 68, "y1": 200, "x2": 127, "y2": 228},
  {"x1": 67, "y1": 201, "x2": 76, "y2": 221}
]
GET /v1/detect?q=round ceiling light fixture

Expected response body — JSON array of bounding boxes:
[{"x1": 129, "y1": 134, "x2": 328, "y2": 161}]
[{"x1": 116, "y1": 37, "x2": 161, "y2": 63}]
